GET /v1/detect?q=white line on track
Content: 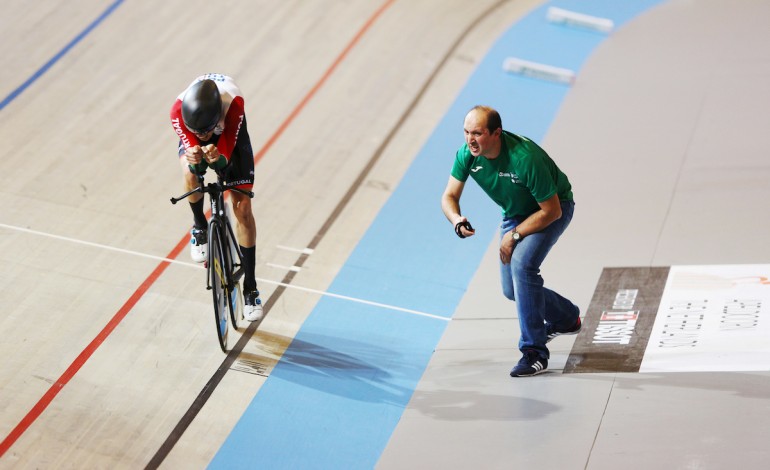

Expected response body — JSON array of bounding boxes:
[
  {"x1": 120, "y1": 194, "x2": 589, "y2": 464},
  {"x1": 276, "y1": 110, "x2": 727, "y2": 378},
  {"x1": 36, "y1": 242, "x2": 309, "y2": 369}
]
[
  {"x1": 266, "y1": 262, "x2": 302, "y2": 272},
  {"x1": 0, "y1": 223, "x2": 196, "y2": 268},
  {"x1": 1, "y1": 223, "x2": 450, "y2": 322},
  {"x1": 276, "y1": 244, "x2": 314, "y2": 255}
]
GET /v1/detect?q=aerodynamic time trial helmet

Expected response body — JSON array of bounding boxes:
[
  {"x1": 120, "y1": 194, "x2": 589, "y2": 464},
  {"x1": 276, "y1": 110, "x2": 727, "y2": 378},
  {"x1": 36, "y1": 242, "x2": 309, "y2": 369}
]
[{"x1": 181, "y1": 79, "x2": 222, "y2": 134}]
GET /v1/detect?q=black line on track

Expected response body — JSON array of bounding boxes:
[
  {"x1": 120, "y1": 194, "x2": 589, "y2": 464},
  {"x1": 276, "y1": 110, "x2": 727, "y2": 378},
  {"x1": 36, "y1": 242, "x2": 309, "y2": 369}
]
[{"x1": 145, "y1": 1, "x2": 509, "y2": 467}]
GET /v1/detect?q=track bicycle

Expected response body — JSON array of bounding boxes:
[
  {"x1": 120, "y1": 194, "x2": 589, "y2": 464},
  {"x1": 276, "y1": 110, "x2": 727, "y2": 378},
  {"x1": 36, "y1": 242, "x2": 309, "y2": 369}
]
[{"x1": 171, "y1": 170, "x2": 254, "y2": 352}]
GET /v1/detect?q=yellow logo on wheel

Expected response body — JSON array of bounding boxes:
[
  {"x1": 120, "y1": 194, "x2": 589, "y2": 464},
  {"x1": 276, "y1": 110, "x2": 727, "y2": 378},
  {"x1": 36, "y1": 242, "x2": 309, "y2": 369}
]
[{"x1": 213, "y1": 257, "x2": 225, "y2": 287}]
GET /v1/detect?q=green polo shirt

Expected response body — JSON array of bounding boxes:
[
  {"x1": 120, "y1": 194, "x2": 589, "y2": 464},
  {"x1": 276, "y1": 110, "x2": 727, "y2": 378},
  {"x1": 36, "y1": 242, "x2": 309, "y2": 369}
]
[{"x1": 450, "y1": 131, "x2": 573, "y2": 218}]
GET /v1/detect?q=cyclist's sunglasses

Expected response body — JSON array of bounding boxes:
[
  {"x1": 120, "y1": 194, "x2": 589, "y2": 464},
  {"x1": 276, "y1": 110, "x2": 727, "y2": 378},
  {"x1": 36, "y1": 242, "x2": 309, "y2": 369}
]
[{"x1": 189, "y1": 123, "x2": 217, "y2": 136}]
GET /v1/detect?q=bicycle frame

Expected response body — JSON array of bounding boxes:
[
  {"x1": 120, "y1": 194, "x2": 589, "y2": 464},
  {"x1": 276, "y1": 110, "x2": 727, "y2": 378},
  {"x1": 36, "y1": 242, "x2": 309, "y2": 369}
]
[
  {"x1": 208, "y1": 179, "x2": 246, "y2": 287},
  {"x1": 171, "y1": 169, "x2": 254, "y2": 351},
  {"x1": 171, "y1": 170, "x2": 253, "y2": 281}
]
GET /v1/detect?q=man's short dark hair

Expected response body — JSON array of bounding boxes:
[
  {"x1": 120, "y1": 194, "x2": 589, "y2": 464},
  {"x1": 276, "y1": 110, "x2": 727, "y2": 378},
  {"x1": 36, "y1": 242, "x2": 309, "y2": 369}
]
[{"x1": 470, "y1": 105, "x2": 502, "y2": 133}]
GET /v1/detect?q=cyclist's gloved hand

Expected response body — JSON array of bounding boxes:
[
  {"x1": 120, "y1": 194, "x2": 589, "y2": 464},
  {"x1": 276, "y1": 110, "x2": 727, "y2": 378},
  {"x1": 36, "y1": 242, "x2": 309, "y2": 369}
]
[
  {"x1": 189, "y1": 163, "x2": 207, "y2": 176},
  {"x1": 202, "y1": 144, "x2": 227, "y2": 170},
  {"x1": 184, "y1": 145, "x2": 204, "y2": 165}
]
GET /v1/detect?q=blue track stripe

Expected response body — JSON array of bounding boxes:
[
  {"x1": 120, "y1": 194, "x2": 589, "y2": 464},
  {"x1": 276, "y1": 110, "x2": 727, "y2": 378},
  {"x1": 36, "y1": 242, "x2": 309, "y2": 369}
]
[
  {"x1": 210, "y1": 1, "x2": 664, "y2": 468},
  {"x1": 0, "y1": 0, "x2": 125, "y2": 112}
]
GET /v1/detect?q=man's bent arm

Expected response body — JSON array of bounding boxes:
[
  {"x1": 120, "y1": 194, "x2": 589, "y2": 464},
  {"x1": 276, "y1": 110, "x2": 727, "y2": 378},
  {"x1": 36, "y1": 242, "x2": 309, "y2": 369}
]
[
  {"x1": 441, "y1": 176, "x2": 465, "y2": 224},
  {"x1": 512, "y1": 194, "x2": 562, "y2": 237}
]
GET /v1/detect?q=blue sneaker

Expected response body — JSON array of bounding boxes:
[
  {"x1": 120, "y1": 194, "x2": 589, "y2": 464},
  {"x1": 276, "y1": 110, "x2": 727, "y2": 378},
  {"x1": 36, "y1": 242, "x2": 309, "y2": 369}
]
[
  {"x1": 510, "y1": 350, "x2": 548, "y2": 377},
  {"x1": 546, "y1": 316, "x2": 582, "y2": 343}
]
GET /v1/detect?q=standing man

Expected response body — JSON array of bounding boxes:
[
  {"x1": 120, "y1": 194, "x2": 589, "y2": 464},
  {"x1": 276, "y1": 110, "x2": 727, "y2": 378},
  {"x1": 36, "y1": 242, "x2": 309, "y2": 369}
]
[
  {"x1": 441, "y1": 105, "x2": 581, "y2": 377},
  {"x1": 170, "y1": 73, "x2": 263, "y2": 322}
]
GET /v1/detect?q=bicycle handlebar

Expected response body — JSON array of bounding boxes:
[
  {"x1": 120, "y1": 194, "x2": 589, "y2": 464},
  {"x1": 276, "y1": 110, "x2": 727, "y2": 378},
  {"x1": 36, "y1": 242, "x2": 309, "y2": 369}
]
[{"x1": 170, "y1": 171, "x2": 254, "y2": 205}]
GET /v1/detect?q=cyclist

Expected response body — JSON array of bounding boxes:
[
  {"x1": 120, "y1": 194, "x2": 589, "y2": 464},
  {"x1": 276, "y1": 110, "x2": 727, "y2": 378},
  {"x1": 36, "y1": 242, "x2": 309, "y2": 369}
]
[{"x1": 170, "y1": 73, "x2": 263, "y2": 322}]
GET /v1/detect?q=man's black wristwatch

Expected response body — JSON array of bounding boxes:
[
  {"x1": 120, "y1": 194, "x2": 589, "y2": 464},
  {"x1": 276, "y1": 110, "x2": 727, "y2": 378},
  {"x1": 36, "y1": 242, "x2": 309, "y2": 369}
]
[{"x1": 511, "y1": 230, "x2": 522, "y2": 242}]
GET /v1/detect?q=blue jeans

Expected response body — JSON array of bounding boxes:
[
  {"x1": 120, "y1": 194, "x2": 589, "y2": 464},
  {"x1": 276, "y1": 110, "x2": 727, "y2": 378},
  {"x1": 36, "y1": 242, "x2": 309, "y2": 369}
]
[{"x1": 499, "y1": 201, "x2": 579, "y2": 359}]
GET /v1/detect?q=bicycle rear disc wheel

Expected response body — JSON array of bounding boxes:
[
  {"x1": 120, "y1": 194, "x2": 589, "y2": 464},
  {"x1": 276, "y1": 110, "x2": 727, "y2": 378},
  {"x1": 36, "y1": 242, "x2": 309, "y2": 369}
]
[
  {"x1": 222, "y1": 221, "x2": 240, "y2": 330},
  {"x1": 229, "y1": 281, "x2": 242, "y2": 331},
  {"x1": 209, "y1": 223, "x2": 229, "y2": 352}
]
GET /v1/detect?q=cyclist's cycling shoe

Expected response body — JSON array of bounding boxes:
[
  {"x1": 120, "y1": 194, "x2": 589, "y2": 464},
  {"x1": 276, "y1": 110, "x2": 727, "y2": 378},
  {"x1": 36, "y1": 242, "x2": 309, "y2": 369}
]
[
  {"x1": 190, "y1": 227, "x2": 208, "y2": 263},
  {"x1": 244, "y1": 289, "x2": 264, "y2": 322}
]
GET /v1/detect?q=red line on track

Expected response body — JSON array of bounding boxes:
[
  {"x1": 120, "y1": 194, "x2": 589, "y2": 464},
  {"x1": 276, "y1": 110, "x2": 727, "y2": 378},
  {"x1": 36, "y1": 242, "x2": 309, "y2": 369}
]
[
  {"x1": 253, "y1": 0, "x2": 395, "y2": 166},
  {"x1": 0, "y1": 237, "x2": 188, "y2": 458},
  {"x1": 0, "y1": 0, "x2": 396, "y2": 458}
]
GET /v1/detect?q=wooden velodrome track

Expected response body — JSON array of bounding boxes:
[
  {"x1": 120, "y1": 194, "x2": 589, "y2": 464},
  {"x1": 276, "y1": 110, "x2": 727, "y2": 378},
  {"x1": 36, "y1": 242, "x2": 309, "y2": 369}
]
[
  {"x1": 1, "y1": 0, "x2": 542, "y2": 467},
  {"x1": 2, "y1": 0, "x2": 770, "y2": 468}
]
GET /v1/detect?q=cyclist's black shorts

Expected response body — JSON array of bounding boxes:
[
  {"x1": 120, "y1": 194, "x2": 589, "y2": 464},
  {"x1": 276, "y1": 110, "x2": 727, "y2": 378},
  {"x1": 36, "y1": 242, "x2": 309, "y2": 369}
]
[{"x1": 178, "y1": 117, "x2": 255, "y2": 190}]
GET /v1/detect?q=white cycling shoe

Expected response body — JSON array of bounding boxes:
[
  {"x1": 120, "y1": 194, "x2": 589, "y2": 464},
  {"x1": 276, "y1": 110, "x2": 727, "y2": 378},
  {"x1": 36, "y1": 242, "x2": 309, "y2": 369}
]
[
  {"x1": 190, "y1": 228, "x2": 208, "y2": 263},
  {"x1": 243, "y1": 289, "x2": 264, "y2": 322}
]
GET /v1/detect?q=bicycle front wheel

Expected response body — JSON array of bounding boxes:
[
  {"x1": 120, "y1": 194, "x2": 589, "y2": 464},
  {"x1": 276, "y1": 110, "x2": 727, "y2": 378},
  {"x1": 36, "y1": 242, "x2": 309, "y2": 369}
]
[{"x1": 209, "y1": 222, "x2": 229, "y2": 352}]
